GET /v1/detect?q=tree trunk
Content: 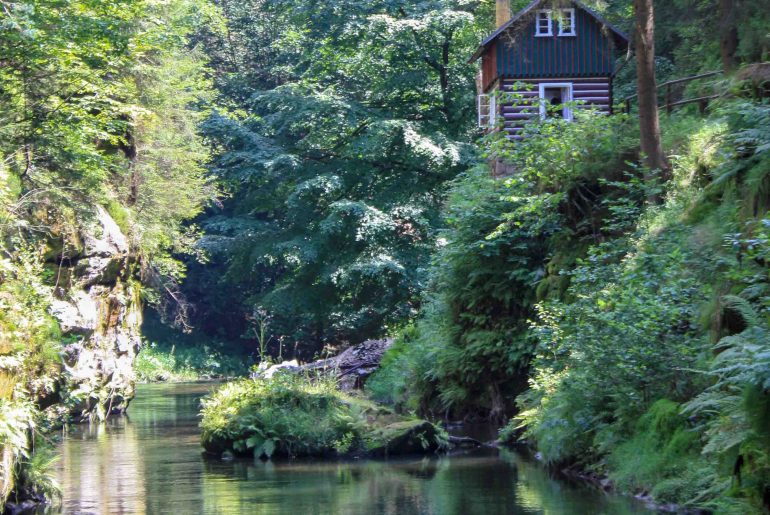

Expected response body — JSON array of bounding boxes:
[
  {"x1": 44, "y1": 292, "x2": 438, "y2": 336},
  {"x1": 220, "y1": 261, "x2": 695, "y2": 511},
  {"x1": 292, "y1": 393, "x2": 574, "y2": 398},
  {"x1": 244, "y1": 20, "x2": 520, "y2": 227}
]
[
  {"x1": 488, "y1": 382, "x2": 505, "y2": 423},
  {"x1": 633, "y1": 0, "x2": 669, "y2": 187},
  {"x1": 719, "y1": 0, "x2": 739, "y2": 72}
]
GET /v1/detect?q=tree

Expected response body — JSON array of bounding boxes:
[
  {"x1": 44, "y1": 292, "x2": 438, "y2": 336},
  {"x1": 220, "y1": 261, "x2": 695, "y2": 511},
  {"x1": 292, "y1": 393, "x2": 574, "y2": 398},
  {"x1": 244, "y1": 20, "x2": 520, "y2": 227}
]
[
  {"x1": 186, "y1": 0, "x2": 488, "y2": 356},
  {"x1": 633, "y1": 0, "x2": 668, "y2": 183},
  {"x1": 719, "y1": 0, "x2": 739, "y2": 71}
]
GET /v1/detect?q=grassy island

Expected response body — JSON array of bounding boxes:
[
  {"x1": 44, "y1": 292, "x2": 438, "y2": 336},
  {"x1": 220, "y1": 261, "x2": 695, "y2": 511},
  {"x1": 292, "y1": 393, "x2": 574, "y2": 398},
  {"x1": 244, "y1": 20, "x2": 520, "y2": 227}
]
[{"x1": 200, "y1": 374, "x2": 448, "y2": 459}]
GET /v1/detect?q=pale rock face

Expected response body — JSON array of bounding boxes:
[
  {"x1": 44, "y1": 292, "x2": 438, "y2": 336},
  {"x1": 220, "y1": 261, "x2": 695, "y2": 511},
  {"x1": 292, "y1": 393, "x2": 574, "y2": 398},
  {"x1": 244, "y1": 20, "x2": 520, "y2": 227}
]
[
  {"x1": 49, "y1": 206, "x2": 141, "y2": 421},
  {"x1": 50, "y1": 290, "x2": 99, "y2": 335}
]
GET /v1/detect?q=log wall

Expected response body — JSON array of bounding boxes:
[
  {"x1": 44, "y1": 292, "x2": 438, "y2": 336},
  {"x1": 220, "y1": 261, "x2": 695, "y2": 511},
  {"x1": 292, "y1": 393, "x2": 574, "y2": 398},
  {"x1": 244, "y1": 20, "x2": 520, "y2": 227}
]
[{"x1": 497, "y1": 77, "x2": 611, "y2": 139}]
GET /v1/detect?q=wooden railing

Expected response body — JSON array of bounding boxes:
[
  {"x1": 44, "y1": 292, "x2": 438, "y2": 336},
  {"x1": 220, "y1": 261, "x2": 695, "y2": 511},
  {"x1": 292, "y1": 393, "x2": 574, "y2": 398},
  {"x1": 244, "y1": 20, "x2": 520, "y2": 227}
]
[{"x1": 624, "y1": 70, "x2": 723, "y2": 114}]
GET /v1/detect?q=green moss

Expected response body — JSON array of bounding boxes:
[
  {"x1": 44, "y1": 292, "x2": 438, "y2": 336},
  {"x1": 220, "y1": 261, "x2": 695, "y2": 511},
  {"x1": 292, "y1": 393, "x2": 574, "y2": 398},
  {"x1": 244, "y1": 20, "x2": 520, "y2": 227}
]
[
  {"x1": 364, "y1": 419, "x2": 448, "y2": 456},
  {"x1": 104, "y1": 199, "x2": 130, "y2": 235},
  {"x1": 535, "y1": 243, "x2": 590, "y2": 302}
]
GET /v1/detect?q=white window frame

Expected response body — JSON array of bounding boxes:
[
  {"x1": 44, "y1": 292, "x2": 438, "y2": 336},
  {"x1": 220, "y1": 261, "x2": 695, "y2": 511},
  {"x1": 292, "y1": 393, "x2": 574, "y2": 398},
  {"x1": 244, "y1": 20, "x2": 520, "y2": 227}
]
[
  {"x1": 538, "y1": 82, "x2": 574, "y2": 122},
  {"x1": 477, "y1": 94, "x2": 497, "y2": 128},
  {"x1": 558, "y1": 8, "x2": 576, "y2": 36},
  {"x1": 535, "y1": 10, "x2": 553, "y2": 37}
]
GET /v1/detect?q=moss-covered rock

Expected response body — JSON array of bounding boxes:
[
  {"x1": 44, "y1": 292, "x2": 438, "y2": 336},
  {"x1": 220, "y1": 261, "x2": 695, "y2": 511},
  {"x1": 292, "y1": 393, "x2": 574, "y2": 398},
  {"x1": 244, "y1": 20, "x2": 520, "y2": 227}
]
[
  {"x1": 200, "y1": 374, "x2": 447, "y2": 459},
  {"x1": 364, "y1": 420, "x2": 448, "y2": 457}
]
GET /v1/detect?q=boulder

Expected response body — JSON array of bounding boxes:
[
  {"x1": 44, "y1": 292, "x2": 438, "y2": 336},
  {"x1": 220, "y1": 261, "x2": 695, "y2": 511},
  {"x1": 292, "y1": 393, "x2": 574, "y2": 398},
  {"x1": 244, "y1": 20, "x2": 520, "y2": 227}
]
[
  {"x1": 365, "y1": 420, "x2": 448, "y2": 457},
  {"x1": 253, "y1": 338, "x2": 393, "y2": 390},
  {"x1": 736, "y1": 63, "x2": 770, "y2": 99},
  {"x1": 253, "y1": 359, "x2": 301, "y2": 379}
]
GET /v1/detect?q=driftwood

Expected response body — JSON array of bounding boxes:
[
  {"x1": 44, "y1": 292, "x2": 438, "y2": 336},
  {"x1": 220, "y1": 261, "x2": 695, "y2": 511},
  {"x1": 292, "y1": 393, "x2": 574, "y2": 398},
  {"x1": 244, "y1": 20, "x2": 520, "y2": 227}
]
[
  {"x1": 448, "y1": 435, "x2": 484, "y2": 449},
  {"x1": 255, "y1": 338, "x2": 394, "y2": 390}
]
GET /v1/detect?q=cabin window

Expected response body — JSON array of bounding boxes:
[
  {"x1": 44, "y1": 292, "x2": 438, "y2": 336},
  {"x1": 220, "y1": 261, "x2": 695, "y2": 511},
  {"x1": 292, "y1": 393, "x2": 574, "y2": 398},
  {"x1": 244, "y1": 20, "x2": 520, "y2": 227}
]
[
  {"x1": 535, "y1": 10, "x2": 552, "y2": 37},
  {"x1": 538, "y1": 83, "x2": 573, "y2": 122},
  {"x1": 478, "y1": 94, "x2": 496, "y2": 128},
  {"x1": 558, "y1": 8, "x2": 576, "y2": 36}
]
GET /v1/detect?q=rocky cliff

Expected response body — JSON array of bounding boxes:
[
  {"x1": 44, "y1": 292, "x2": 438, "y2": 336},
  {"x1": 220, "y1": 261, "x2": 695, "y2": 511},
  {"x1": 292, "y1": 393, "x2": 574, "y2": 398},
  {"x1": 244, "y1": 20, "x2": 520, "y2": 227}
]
[{"x1": 48, "y1": 205, "x2": 141, "y2": 421}]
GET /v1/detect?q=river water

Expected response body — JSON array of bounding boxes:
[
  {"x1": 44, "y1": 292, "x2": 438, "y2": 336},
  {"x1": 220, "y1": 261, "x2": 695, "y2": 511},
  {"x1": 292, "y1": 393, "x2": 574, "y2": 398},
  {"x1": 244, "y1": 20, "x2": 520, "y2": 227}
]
[{"x1": 54, "y1": 382, "x2": 652, "y2": 514}]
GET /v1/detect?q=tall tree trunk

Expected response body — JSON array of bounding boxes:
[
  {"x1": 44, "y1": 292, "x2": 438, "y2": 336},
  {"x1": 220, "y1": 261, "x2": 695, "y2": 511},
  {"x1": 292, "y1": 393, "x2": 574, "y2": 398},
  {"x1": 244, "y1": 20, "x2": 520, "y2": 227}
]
[
  {"x1": 719, "y1": 0, "x2": 739, "y2": 71},
  {"x1": 633, "y1": 0, "x2": 669, "y2": 186}
]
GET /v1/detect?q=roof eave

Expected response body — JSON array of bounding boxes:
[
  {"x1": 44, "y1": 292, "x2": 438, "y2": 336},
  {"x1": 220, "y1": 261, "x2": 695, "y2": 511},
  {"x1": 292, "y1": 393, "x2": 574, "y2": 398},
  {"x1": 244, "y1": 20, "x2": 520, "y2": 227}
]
[
  {"x1": 468, "y1": 0, "x2": 541, "y2": 64},
  {"x1": 468, "y1": 46, "x2": 485, "y2": 64}
]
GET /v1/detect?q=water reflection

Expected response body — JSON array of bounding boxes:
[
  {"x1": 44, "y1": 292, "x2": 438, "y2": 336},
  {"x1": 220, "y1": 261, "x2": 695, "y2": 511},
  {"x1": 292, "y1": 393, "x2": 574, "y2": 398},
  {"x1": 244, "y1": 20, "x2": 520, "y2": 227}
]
[{"x1": 55, "y1": 383, "x2": 651, "y2": 514}]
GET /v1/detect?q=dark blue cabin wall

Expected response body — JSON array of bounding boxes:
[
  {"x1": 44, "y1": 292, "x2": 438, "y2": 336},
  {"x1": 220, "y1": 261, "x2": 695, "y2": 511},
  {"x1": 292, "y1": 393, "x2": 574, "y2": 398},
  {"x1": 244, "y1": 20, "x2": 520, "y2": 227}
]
[{"x1": 496, "y1": 7, "x2": 617, "y2": 79}]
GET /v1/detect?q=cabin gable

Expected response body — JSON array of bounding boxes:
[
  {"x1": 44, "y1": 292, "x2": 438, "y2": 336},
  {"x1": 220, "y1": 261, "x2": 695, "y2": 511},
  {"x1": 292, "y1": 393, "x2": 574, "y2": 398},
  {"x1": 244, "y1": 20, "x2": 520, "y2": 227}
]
[
  {"x1": 481, "y1": 41, "x2": 498, "y2": 92},
  {"x1": 497, "y1": 7, "x2": 617, "y2": 80},
  {"x1": 474, "y1": 0, "x2": 628, "y2": 95}
]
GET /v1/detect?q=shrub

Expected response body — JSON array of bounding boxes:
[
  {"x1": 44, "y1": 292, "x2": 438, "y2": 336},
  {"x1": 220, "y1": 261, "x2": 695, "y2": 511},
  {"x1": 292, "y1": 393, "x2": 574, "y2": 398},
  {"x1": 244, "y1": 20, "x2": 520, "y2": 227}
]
[
  {"x1": 366, "y1": 324, "x2": 436, "y2": 413},
  {"x1": 135, "y1": 342, "x2": 249, "y2": 382},
  {"x1": 200, "y1": 374, "x2": 367, "y2": 458},
  {"x1": 402, "y1": 113, "x2": 639, "y2": 419},
  {"x1": 200, "y1": 373, "x2": 447, "y2": 459}
]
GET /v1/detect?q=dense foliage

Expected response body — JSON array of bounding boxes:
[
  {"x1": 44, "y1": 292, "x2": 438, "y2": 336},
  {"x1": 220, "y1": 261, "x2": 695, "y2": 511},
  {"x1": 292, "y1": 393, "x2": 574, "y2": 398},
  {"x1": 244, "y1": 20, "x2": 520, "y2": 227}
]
[
  {"x1": 135, "y1": 318, "x2": 249, "y2": 382},
  {"x1": 0, "y1": 0, "x2": 217, "y2": 507},
  {"x1": 183, "y1": 0, "x2": 491, "y2": 356},
  {"x1": 372, "y1": 96, "x2": 770, "y2": 510},
  {"x1": 369, "y1": 111, "x2": 639, "y2": 419}
]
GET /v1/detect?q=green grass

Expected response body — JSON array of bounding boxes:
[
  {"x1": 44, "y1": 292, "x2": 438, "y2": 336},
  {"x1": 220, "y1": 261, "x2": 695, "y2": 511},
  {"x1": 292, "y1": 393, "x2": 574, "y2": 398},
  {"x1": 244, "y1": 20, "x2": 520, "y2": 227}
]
[{"x1": 200, "y1": 373, "x2": 370, "y2": 458}]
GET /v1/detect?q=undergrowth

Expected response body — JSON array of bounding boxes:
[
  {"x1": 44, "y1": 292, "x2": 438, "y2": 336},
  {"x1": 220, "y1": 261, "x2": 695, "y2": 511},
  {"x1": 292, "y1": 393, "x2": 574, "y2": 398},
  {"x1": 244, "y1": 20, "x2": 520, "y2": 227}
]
[
  {"x1": 135, "y1": 342, "x2": 248, "y2": 382},
  {"x1": 200, "y1": 373, "x2": 374, "y2": 458},
  {"x1": 373, "y1": 98, "x2": 770, "y2": 511},
  {"x1": 136, "y1": 313, "x2": 250, "y2": 382},
  {"x1": 504, "y1": 100, "x2": 770, "y2": 511},
  {"x1": 200, "y1": 373, "x2": 447, "y2": 458}
]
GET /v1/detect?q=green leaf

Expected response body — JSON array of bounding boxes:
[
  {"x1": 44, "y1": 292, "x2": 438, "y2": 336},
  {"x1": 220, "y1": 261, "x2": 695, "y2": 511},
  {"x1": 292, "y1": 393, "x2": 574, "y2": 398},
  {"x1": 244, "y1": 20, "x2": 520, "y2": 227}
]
[
  {"x1": 246, "y1": 435, "x2": 264, "y2": 450},
  {"x1": 261, "y1": 438, "x2": 276, "y2": 458}
]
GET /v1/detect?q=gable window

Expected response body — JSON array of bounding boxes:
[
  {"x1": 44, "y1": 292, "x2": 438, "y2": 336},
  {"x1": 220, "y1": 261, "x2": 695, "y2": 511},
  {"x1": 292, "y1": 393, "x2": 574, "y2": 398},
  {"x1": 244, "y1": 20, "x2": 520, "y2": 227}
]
[
  {"x1": 558, "y1": 8, "x2": 576, "y2": 36},
  {"x1": 535, "y1": 10, "x2": 552, "y2": 37},
  {"x1": 478, "y1": 94, "x2": 497, "y2": 128}
]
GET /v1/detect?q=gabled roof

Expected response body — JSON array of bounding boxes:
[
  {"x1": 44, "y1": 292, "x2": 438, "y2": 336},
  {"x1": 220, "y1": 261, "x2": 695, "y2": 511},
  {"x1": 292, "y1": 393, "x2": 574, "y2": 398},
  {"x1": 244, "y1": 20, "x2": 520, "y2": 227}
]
[{"x1": 469, "y1": 0, "x2": 629, "y2": 63}]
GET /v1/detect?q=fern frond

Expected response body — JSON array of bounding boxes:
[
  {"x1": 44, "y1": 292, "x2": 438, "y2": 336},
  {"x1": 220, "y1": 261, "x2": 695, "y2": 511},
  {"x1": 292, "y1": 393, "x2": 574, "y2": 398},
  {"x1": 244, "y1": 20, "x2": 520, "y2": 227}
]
[{"x1": 720, "y1": 294, "x2": 761, "y2": 329}]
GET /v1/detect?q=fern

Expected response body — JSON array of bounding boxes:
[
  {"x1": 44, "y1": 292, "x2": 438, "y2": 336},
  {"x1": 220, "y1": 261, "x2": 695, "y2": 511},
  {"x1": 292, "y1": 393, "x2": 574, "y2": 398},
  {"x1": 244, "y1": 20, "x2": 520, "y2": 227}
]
[
  {"x1": 720, "y1": 295, "x2": 762, "y2": 332},
  {"x1": 684, "y1": 292, "x2": 770, "y2": 510}
]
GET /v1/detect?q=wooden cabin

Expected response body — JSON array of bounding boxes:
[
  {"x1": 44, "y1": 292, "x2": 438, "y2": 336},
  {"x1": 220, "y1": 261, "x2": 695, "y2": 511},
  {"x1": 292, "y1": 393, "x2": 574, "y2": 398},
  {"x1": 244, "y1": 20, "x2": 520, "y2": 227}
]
[{"x1": 471, "y1": 0, "x2": 629, "y2": 139}]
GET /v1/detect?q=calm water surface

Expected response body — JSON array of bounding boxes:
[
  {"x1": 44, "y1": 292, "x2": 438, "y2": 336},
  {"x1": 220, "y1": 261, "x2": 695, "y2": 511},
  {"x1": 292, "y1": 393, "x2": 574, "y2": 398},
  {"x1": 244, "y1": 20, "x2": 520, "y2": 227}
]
[{"x1": 55, "y1": 382, "x2": 653, "y2": 514}]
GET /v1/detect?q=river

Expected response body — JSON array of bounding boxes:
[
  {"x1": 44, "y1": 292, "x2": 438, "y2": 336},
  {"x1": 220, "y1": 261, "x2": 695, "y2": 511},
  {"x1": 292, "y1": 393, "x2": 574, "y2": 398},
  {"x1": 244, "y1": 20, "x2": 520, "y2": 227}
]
[{"x1": 54, "y1": 382, "x2": 652, "y2": 514}]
